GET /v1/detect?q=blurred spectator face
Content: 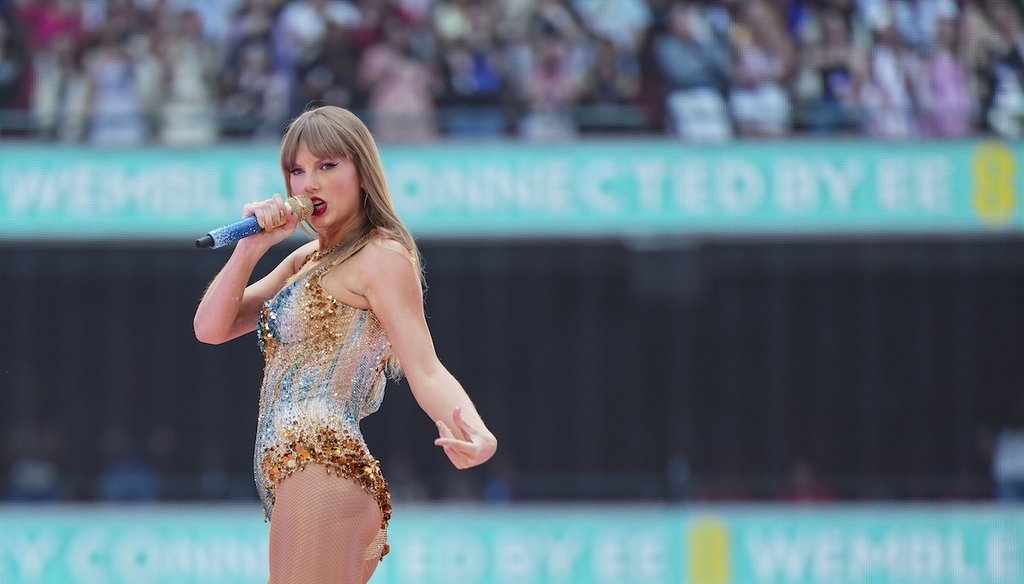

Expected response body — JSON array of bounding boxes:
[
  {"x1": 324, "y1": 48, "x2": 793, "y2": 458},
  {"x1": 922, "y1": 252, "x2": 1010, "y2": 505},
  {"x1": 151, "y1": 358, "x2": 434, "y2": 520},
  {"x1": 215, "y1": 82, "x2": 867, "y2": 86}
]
[
  {"x1": 990, "y1": 2, "x2": 1023, "y2": 42},
  {"x1": 933, "y1": 16, "x2": 955, "y2": 50},
  {"x1": 874, "y1": 21, "x2": 901, "y2": 47},
  {"x1": 383, "y1": 18, "x2": 412, "y2": 53},
  {"x1": 823, "y1": 10, "x2": 849, "y2": 44},
  {"x1": 742, "y1": 1, "x2": 784, "y2": 45},
  {"x1": 668, "y1": 3, "x2": 698, "y2": 43},
  {"x1": 326, "y1": 21, "x2": 349, "y2": 46},
  {"x1": 538, "y1": 34, "x2": 567, "y2": 69},
  {"x1": 239, "y1": 0, "x2": 272, "y2": 16},
  {"x1": 241, "y1": 40, "x2": 270, "y2": 71},
  {"x1": 465, "y1": 26, "x2": 491, "y2": 51},
  {"x1": 181, "y1": 10, "x2": 205, "y2": 39},
  {"x1": 741, "y1": 0, "x2": 769, "y2": 25}
]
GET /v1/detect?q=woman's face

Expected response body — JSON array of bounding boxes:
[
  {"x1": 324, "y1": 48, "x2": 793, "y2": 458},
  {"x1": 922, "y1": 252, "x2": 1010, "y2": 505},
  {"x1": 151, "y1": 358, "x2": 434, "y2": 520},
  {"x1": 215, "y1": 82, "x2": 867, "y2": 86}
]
[{"x1": 288, "y1": 140, "x2": 364, "y2": 239}]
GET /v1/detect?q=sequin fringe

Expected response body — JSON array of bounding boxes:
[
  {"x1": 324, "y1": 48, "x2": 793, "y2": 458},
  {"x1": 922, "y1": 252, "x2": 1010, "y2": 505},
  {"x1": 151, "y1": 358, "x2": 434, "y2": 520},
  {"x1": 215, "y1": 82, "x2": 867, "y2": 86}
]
[{"x1": 262, "y1": 422, "x2": 392, "y2": 559}]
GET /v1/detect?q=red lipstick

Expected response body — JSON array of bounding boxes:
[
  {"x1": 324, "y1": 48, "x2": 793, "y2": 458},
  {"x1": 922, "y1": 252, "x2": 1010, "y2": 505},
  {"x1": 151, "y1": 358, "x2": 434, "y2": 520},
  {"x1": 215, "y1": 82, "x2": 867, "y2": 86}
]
[{"x1": 310, "y1": 197, "x2": 327, "y2": 216}]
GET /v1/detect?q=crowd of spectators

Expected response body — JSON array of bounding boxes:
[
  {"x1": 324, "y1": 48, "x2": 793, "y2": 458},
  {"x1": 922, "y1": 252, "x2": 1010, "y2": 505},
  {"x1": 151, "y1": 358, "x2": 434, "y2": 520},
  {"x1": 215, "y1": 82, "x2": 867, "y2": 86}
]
[{"x1": 1, "y1": 0, "x2": 1024, "y2": 144}]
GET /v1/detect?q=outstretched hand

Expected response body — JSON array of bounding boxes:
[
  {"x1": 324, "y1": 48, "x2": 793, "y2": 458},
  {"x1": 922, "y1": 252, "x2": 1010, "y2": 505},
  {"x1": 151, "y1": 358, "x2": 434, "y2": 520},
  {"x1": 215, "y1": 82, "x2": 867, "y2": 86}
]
[{"x1": 434, "y1": 407, "x2": 497, "y2": 469}]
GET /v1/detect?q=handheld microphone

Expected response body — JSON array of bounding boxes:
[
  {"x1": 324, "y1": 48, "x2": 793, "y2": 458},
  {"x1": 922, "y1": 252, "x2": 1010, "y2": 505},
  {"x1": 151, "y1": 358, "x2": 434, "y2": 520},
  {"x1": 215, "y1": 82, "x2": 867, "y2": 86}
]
[{"x1": 195, "y1": 196, "x2": 315, "y2": 249}]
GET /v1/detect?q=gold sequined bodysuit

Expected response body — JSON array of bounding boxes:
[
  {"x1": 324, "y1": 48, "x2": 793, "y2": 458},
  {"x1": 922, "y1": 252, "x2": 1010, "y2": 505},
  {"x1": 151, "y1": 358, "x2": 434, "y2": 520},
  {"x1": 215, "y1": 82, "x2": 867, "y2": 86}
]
[{"x1": 254, "y1": 234, "x2": 393, "y2": 561}]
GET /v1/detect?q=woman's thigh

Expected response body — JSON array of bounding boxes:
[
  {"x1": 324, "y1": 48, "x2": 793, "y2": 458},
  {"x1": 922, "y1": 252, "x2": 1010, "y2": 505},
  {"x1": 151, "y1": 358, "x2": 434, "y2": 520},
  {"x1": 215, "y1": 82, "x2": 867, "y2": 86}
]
[{"x1": 268, "y1": 464, "x2": 381, "y2": 584}]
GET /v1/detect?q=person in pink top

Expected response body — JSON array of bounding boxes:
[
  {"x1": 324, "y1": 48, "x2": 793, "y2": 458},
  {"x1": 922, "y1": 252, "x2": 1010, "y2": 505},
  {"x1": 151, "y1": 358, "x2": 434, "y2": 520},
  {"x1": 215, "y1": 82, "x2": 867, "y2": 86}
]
[{"x1": 915, "y1": 16, "x2": 974, "y2": 136}]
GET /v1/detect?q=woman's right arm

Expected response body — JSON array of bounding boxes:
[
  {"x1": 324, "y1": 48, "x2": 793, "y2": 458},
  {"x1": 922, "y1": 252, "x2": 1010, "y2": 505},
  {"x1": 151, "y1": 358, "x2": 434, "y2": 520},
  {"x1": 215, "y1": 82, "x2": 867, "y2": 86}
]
[{"x1": 193, "y1": 196, "x2": 313, "y2": 344}]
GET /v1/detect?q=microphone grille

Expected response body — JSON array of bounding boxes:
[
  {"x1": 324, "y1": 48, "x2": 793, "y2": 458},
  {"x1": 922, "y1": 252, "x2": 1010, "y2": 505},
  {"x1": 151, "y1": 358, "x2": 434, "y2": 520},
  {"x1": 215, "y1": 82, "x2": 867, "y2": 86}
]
[{"x1": 287, "y1": 195, "x2": 314, "y2": 221}]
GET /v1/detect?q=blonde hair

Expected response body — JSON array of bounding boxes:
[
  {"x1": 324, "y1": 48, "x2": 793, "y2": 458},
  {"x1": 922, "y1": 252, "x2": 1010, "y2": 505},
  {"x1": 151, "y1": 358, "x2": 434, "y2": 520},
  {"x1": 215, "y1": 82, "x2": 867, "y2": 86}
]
[{"x1": 280, "y1": 106, "x2": 424, "y2": 287}]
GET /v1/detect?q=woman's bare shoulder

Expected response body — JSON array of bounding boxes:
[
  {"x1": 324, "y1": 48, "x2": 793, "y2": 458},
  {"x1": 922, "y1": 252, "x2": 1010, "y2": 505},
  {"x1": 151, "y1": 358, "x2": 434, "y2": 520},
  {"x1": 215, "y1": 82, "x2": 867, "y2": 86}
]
[
  {"x1": 361, "y1": 234, "x2": 414, "y2": 263},
  {"x1": 354, "y1": 236, "x2": 418, "y2": 282},
  {"x1": 354, "y1": 236, "x2": 422, "y2": 308}
]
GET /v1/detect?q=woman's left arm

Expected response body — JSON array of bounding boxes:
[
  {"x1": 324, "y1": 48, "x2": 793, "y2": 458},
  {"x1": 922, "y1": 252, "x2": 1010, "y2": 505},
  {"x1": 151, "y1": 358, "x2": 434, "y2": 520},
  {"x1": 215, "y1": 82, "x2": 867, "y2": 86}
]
[{"x1": 360, "y1": 240, "x2": 498, "y2": 469}]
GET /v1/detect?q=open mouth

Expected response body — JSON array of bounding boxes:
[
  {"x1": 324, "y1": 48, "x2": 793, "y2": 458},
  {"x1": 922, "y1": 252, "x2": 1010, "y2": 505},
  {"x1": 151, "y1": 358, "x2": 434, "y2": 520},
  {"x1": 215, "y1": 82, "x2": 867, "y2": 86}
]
[{"x1": 311, "y1": 197, "x2": 327, "y2": 216}]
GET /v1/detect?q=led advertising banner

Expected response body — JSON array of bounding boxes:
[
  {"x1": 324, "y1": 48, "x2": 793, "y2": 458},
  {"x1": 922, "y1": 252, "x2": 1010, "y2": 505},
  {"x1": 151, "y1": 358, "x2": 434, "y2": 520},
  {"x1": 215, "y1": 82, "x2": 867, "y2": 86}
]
[
  {"x1": 0, "y1": 140, "x2": 1021, "y2": 241},
  {"x1": 2, "y1": 504, "x2": 1022, "y2": 584}
]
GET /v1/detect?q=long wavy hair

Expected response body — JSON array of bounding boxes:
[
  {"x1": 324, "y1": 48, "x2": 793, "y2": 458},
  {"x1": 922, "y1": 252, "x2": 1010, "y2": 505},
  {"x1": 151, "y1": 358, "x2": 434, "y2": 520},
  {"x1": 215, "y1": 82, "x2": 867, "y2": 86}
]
[{"x1": 279, "y1": 106, "x2": 424, "y2": 288}]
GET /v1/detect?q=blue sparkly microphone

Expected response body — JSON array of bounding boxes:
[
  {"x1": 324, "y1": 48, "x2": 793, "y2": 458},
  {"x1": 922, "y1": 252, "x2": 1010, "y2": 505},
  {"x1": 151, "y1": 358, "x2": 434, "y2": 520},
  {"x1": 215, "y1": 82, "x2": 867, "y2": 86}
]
[{"x1": 195, "y1": 196, "x2": 315, "y2": 249}]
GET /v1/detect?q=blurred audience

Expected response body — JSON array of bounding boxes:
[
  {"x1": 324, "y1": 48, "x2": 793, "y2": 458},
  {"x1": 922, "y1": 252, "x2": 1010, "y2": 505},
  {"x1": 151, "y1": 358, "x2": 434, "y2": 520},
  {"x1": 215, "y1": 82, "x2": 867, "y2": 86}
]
[
  {"x1": 4, "y1": 423, "x2": 64, "y2": 502},
  {"x1": 0, "y1": 9, "x2": 31, "y2": 133},
  {"x1": 435, "y1": 1, "x2": 508, "y2": 137},
  {"x1": 97, "y1": 427, "x2": 158, "y2": 502},
  {"x1": 156, "y1": 8, "x2": 220, "y2": 146},
  {"x1": 782, "y1": 458, "x2": 836, "y2": 503},
  {"x1": 915, "y1": 16, "x2": 974, "y2": 136},
  {"x1": 991, "y1": 426, "x2": 1024, "y2": 502},
  {"x1": 83, "y1": 31, "x2": 149, "y2": 145},
  {"x1": 482, "y1": 457, "x2": 519, "y2": 504},
  {"x1": 648, "y1": 2, "x2": 732, "y2": 140},
  {"x1": 796, "y1": 8, "x2": 860, "y2": 133},
  {"x1": 986, "y1": 0, "x2": 1024, "y2": 137},
  {"x1": 517, "y1": 26, "x2": 586, "y2": 140},
  {"x1": 728, "y1": 0, "x2": 796, "y2": 137},
  {"x1": 358, "y1": 9, "x2": 439, "y2": 141},
  {"x1": 0, "y1": 0, "x2": 1023, "y2": 142},
  {"x1": 220, "y1": 36, "x2": 290, "y2": 137},
  {"x1": 664, "y1": 451, "x2": 692, "y2": 501},
  {"x1": 857, "y1": 14, "x2": 910, "y2": 137}
]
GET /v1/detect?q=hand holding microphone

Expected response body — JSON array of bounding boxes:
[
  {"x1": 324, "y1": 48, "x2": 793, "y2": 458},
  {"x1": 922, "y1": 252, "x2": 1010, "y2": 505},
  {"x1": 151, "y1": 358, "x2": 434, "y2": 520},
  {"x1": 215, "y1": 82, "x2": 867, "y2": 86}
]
[{"x1": 196, "y1": 194, "x2": 315, "y2": 249}]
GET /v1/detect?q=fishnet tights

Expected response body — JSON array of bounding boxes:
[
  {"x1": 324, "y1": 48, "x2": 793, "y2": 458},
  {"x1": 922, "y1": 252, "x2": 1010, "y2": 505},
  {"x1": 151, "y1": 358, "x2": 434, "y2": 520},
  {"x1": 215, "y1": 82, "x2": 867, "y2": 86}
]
[{"x1": 269, "y1": 464, "x2": 383, "y2": 584}]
